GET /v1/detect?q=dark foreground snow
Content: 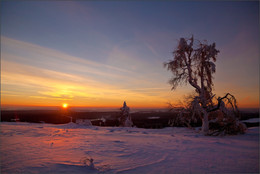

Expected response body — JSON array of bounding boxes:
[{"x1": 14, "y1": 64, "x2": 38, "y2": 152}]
[{"x1": 0, "y1": 122, "x2": 259, "y2": 173}]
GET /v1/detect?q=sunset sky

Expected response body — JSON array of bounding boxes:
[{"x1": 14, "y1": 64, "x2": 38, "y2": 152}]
[{"x1": 1, "y1": 1, "x2": 259, "y2": 109}]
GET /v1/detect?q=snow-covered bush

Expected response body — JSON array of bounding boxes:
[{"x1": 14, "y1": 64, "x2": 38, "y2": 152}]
[
  {"x1": 119, "y1": 101, "x2": 133, "y2": 127},
  {"x1": 168, "y1": 109, "x2": 199, "y2": 128},
  {"x1": 209, "y1": 116, "x2": 246, "y2": 136},
  {"x1": 207, "y1": 96, "x2": 247, "y2": 136}
]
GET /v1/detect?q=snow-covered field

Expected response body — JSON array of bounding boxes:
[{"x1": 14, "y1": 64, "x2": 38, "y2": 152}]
[
  {"x1": 0, "y1": 122, "x2": 259, "y2": 173},
  {"x1": 242, "y1": 117, "x2": 260, "y2": 123}
]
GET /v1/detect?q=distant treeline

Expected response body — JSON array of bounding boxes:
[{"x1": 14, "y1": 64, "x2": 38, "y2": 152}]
[{"x1": 1, "y1": 110, "x2": 259, "y2": 128}]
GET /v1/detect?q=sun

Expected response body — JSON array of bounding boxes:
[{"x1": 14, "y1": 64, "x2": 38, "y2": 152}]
[{"x1": 62, "y1": 103, "x2": 68, "y2": 109}]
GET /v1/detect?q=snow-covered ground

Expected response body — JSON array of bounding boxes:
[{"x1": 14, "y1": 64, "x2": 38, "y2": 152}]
[
  {"x1": 0, "y1": 122, "x2": 259, "y2": 173},
  {"x1": 242, "y1": 117, "x2": 260, "y2": 123}
]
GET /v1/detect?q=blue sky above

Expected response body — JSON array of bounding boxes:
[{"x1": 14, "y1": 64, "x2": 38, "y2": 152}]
[{"x1": 1, "y1": 1, "x2": 259, "y2": 108}]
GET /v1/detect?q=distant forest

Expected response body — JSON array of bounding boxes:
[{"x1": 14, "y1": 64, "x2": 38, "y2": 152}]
[{"x1": 1, "y1": 110, "x2": 259, "y2": 128}]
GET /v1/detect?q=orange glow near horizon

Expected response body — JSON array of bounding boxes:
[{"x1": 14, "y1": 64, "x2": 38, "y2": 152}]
[{"x1": 1, "y1": 101, "x2": 259, "y2": 110}]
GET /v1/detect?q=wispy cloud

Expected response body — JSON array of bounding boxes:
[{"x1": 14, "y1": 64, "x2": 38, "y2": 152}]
[{"x1": 1, "y1": 36, "x2": 134, "y2": 74}]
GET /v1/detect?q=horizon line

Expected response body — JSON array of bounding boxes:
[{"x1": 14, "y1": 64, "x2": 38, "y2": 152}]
[{"x1": 1, "y1": 104, "x2": 259, "y2": 111}]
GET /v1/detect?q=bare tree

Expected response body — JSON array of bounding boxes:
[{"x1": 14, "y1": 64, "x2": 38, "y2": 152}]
[{"x1": 164, "y1": 36, "x2": 246, "y2": 135}]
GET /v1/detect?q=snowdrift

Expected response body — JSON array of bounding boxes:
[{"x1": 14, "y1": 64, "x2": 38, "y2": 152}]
[{"x1": 0, "y1": 122, "x2": 259, "y2": 173}]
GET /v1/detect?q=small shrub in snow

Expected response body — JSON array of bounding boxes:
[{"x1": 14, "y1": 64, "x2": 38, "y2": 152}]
[
  {"x1": 80, "y1": 156, "x2": 95, "y2": 169},
  {"x1": 80, "y1": 155, "x2": 111, "y2": 172}
]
